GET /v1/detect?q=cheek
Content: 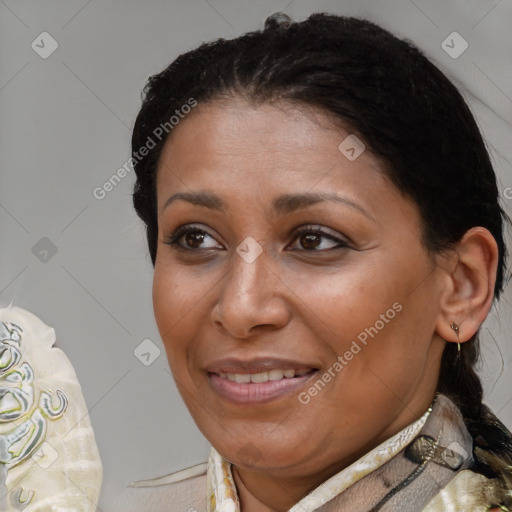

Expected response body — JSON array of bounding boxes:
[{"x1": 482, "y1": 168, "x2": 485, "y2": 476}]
[
  {"x1": 285, "y1": 258, "x2": 403, "y2": 345},
  {"x1": 289, "y1": 254, "x2": 433, "y2": 378},
  {"x1": 152, "y1": 262, "x2": 222, "y2": 387},
  {"x1": 152, "y1": 266, "x2": 196, "y2": 364},
  {"x1": 152, "y1": 261, "x2": 207, "y2": 328}
]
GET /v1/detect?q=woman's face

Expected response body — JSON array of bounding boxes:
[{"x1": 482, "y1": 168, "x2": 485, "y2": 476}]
[{"x1": 152, "y1": 98, "x2": 447, "y2": 481}]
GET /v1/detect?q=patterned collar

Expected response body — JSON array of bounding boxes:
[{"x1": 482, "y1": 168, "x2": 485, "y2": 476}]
[{"x1": 206, "y1": 401, "x2": 434, "y2": 512}]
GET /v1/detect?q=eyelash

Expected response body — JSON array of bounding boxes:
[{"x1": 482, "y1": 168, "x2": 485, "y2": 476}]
[{"x1": 163, "y1": 224, "x2": 350, "y2": 252}]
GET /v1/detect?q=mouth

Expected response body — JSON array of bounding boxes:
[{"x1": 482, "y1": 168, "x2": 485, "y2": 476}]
[{"x1": 207, "y1": 366, "x2": 319, "y2": 405}]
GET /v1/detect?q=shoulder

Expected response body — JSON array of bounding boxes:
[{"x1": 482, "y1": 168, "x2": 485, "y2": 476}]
[
  {"x1": 110, "y1": 462, "x2": 208, "y2": 512},
  {"x1": 423, "y1": 403, "x2": 512, "y2": 512},
  {"x1": 422, "y1": 469, "x2": 506, "y2": 511}
]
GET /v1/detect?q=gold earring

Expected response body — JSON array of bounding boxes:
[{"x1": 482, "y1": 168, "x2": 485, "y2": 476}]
[{"x1": 450, "y1": 321, "x2": 460, "y2": 353}]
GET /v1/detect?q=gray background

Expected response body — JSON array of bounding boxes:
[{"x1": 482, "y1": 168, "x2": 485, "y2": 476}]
[{"x1": 1, "y1": 0, "x2": 511, "y2": 509}]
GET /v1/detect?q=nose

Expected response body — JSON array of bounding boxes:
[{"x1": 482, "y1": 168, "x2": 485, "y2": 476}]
[{"x1": 210, "y1": 244, "x2": 292, "y2": 339}]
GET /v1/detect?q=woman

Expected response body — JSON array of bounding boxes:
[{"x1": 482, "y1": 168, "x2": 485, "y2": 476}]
[{"x1": 122, "y1": 12, "x2": 512, "y2": 512}]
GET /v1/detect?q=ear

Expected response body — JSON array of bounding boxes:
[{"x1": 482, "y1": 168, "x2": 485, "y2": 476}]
[{"x1": 435, "y1": 227, "x2": 499, "y2": 344}]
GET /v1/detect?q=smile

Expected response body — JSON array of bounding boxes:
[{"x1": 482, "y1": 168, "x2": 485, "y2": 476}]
[{"x1": 208, "y1": 368, "x2": 318, "y2": 405}]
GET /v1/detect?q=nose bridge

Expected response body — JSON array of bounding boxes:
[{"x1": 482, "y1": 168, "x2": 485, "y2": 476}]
[
  {"x1": 227, "y1": 237, "x2": 269, "y2": 305},
  {"x1": 212, "y1": 237, "x2": 289, "y2": 336}
]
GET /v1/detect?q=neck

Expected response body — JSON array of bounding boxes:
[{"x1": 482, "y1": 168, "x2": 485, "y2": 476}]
[
  {"x1": 231, "y1": 451, "x2": 363, "y2": 512},
  {"x1": 232, "y1": 464, "x2": 312, "y2": 512}
]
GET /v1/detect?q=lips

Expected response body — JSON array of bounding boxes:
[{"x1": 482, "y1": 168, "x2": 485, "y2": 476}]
[{"x1": 205, "y1": 357, "x2": 319, "y2": 405}]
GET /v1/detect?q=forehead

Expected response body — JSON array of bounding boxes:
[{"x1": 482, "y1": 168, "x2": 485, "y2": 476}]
[
  {"x1": 155, "y1": 98, "x2": 401, "y2": 217},
  {"x1": 159, "y1": 99, "x2": 374, "y2": 161}
]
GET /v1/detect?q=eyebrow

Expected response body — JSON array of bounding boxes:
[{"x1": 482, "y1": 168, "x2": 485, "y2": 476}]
[{"x1": 163, "y1": 191, "x2": 373, "y2": 220}]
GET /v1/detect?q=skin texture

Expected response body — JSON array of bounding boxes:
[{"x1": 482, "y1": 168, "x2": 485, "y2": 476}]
[{"x1": 152, "y1": 98, "x2": 498, "y2": 512}]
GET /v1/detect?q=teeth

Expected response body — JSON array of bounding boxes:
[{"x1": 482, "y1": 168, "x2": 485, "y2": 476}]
[
  {"x1": 268, "y1": 369, "x2": 285, "y2": 381},
  {"x1": 217, "y1": 369, "x2": 312, "y2": 382},
  {"x1": 250, "y1": 372, "x2": 268, "y2": 383}
]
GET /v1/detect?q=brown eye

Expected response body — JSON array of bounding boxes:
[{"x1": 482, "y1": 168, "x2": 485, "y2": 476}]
[
  {"x1": 164, "y1": 225, "x2": 223, "y2": 251},
  {"x1": 184, "y1": 231, "x2": 206, "y2": 248},
  {"x1": 300, "y1": 232, "x2": 322, "y2": 250},
  {"x1": 290, "y1": 226, "x2": 349, "y2": 251}
]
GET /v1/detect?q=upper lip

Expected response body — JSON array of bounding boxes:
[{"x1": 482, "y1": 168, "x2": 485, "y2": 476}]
[{"x1": 205, "y1": 357, "x2": 318, "y2": 375}]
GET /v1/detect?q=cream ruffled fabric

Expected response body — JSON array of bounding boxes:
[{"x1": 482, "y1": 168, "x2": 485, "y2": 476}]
[{"x1": 206, "y1": 405, "x2": 432, "y2": 512}]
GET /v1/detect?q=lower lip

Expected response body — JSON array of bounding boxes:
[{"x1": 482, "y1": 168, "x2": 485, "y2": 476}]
[{"x1": 208, "y1": 371, "x2": 318, "y2": 405}]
